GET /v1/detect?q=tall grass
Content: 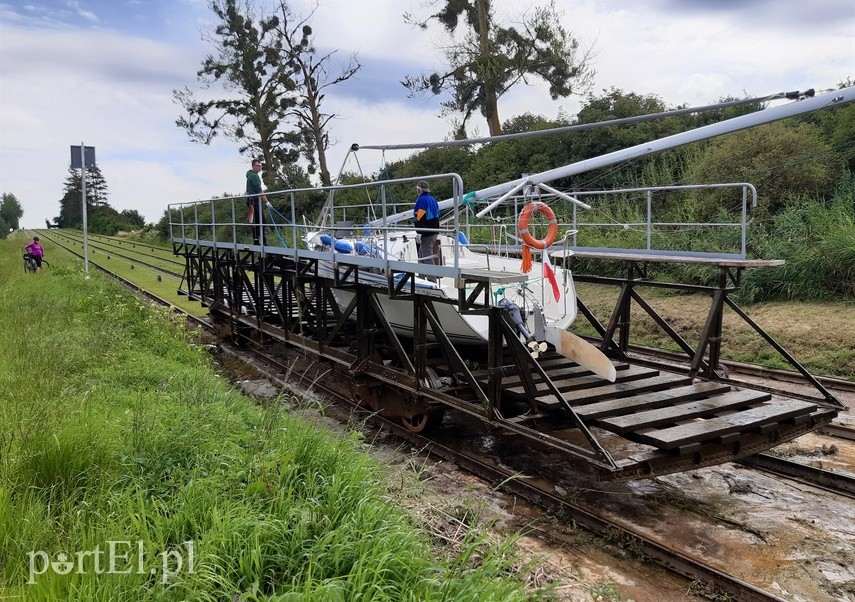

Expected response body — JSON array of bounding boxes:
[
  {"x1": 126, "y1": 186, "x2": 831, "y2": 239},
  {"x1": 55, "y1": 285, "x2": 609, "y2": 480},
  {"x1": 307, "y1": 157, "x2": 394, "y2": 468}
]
[
  {"x1": 739, "y1": 179, "x2": 855, "y2": 302},
  {"x1": 0, "y1": 236, "x2": 542, "y2": 601}
]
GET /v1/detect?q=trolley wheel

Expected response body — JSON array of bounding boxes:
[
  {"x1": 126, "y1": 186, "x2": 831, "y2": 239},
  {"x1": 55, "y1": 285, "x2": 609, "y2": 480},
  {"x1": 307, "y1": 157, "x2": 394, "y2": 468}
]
[
  {"x1": 401, "y1": 367, "x2": 445, "y2": 433},
  {"x1": 400, "y1": 408, "x2": 445, "y2": 433}
]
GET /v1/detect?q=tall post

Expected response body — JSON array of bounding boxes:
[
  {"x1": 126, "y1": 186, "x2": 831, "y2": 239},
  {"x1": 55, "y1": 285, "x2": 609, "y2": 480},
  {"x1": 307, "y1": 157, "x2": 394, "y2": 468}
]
[{"x1": 80, "y1": 142, "x2": 90, "y2": 273}]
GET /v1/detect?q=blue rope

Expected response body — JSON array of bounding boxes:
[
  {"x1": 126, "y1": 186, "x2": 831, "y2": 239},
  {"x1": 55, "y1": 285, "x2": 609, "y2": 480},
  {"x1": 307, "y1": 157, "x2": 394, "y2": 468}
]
[{"x1": 265, "y1": 204, "x2": 293, "y2": 249}]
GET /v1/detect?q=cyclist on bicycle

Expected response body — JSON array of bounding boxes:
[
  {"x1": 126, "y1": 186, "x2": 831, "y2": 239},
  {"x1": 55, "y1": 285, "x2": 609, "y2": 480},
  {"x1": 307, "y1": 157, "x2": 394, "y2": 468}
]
[{"x1": 24, "y1": 236, "x2": 44, "y2": 273}]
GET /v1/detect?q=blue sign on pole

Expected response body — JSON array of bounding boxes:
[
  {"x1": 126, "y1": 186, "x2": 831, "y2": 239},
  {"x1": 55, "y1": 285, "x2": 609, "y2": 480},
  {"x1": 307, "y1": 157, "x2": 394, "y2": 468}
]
[{"x1": 70, "y1": 145, "x2": 96, "y2": 169}]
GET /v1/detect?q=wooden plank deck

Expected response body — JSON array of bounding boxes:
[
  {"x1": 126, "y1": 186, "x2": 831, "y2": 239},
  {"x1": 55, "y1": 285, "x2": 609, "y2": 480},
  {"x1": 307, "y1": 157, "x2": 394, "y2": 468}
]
[
  {"x1": 575, "y1": 382, "x2": 732, "y2": 420},
  {"x1": 597, "y1": 389, "x2": 772, "y2": 434},
  {"x1": 630, "y1": 399, "x2": 817, "y2": 450},
  {"x1": 507, "y1": 365, "x2": 660, "y2": 396}
]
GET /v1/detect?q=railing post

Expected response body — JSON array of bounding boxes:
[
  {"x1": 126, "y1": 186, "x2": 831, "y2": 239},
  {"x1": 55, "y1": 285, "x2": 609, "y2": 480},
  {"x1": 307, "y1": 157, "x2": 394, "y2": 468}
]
[
  {"x1": 741, "y1": 185, "x2": 748, "y2": 259},
  {"x1": 646, "y1": 190, "x2": 652, "y2": 251},
  {"x1": 210, "y1": 199, "x2": 216, "y2": 250},
  {"x1": 231, "y1": 198, "x2": 236, "y2": 247}
]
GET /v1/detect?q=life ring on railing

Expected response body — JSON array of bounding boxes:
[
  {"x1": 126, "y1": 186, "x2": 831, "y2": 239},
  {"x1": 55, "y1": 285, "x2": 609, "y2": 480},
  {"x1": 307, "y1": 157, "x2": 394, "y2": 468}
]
[{"x1": 518, "y1": 202, "x2": 558, "y2": 250}]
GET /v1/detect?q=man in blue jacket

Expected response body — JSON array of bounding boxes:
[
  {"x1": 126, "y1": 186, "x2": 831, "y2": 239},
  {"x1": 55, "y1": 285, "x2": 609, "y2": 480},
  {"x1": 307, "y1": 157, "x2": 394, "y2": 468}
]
[{"x1": 413, "y1": 180, "x2": 439, "y2": 270}]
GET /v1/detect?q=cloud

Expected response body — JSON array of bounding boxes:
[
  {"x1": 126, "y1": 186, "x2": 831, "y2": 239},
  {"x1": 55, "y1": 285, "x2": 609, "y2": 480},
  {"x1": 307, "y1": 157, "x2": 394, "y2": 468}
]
[{"x1": 0, "y1": 21, "x2": 241, "y2": 225}]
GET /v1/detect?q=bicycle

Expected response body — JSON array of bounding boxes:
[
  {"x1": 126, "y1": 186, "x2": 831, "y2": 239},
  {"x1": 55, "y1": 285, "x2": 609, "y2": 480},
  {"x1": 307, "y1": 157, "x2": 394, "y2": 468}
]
[{"x1": 23, "y1": 254, "x2": 49, "y2": 273}]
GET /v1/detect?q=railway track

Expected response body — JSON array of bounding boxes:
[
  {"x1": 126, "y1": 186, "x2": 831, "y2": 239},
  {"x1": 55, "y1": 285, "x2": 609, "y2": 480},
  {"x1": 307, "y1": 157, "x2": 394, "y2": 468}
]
[
  {"x1": 46, "y1": 230, "x2": 184, "y2": 277},
  {"x1": 37, "y1": 231, "x2": 855, "y2": 601},
  {"x1": 224, "y1": 339, "x2": 786, "y2": 602}
]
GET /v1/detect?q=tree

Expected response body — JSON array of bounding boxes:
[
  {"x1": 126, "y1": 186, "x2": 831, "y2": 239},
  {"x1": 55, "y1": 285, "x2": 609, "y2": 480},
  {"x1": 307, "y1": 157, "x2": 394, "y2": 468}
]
[
  {"x1": 120, "y1": 209, "x2": 147, "y2": 229},
  {"x1": 686, "y1": 120, "x2": 843, "y2": 220},
  {"x1": 403, "y1": 0, "x2": 594, "y2": 137},
  {"x1": 57, "y1": 166, "x2": 109, "y2": 228},
  {"x1": 174, "y1": 0, "x2": 305, "y2": 187},
  {"x1": 268, "y1": 3, "x2": 361, "y2": 186},
  {"x1": 86, "y1": 165, "x2": 110, "y2": 207},
  {"x1": 0, "y1": 192, "x2": 24, "y2": 232}
]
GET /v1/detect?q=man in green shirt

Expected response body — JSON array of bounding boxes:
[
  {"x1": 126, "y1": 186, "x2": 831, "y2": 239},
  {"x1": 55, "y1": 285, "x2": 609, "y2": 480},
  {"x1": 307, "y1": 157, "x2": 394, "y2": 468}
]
[{"x1": 246, "y1": 158, "x2": 269, "y2": 245}]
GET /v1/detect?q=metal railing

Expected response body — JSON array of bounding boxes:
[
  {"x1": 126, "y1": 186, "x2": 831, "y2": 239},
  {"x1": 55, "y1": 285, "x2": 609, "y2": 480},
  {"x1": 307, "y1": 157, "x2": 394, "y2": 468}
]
[
  {"x1": 456, "y1": 183, "x2": 757, "y2": 260},
  {"x1": 167, "y1": 173, "x2": 469, "y2": 281}
]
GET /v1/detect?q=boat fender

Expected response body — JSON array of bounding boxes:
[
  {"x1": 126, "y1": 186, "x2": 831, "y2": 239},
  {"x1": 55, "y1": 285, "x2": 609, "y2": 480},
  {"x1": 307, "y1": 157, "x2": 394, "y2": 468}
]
[
  {"x1": 355, "y1": 241, "x2": 370, "y2": 255},
  {"x1": 457, "y1": 231, "x2": 469, "y2": 246},
  {"x1": 319, "y1": 234, "x2": 332, "y2": 247},
  {"x1": 498, "y1": 298, "x2": 535, "y2": 343},
  {"x1": 334, "y1": 240, "x2": 354, "y2": 254}
]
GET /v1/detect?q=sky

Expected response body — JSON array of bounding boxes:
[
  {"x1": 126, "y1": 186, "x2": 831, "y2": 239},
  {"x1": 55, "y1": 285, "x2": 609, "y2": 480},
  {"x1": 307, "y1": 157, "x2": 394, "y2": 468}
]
[{"x1": 0, "y1": 0, "x2": 853, "y2": 228}]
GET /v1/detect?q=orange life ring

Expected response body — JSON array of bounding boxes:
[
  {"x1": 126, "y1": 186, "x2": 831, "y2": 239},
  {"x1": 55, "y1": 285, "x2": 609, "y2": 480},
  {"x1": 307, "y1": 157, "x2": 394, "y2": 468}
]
[{"x1": 518, "y1": 202, "x2": 558, "y2": 249}]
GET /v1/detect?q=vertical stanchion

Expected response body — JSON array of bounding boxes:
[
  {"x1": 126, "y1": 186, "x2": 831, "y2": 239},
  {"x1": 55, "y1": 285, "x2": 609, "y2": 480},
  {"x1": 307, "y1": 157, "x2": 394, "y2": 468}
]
[{"x1": 80, "y1": 143, "x2": 89, "y2": 273}]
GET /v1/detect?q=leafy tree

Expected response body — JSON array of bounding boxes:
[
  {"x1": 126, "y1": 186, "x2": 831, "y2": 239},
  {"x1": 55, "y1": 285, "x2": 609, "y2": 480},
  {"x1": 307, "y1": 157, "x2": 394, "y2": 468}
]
[
  {"x1": 463, "y1": 113, "x2": 574, "y2": 192},
  {"x1": 175, "y1": 0, "x2": 306, "y2": 187},
  {"x1": 57, "y1": 165, "x2": 110, "y2": 227},
  {"x1": 58, "y1": 188, "x2": 82, "y2": 229},
  {"x1": 86, "y1": 165, "x2": 110, "y2": 207},
  {"x1": 0, "y1": 192, "x2": 24, "y2": 232},
  {"x1": 558, "y1": 89, "x2": 706, "y2": 191},
  {"x1": 87, "y1": 206, "x2": 140, "y2": 235},
  {"x1": 685, "y1": 120, "x2": 843, "y2": 220},
  {"x1": 120, "y1": 209, "x2": 147, "y2": 229},
  {"x1": 384, "y1": 146, "x2": 475, "y2": 200},
  {"x1": 403, "y1": 0, "x2": 594, "y2": 137}
]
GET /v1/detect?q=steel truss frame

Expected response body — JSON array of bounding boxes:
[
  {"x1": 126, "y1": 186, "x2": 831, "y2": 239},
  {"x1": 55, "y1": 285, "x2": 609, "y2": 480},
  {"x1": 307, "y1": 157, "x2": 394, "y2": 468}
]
[
  {"x1": 176, "y1": 244, "x2": 620, "y2": 471},
  {"x1": 573, "y1": 263, "x2": 843, "y2": 409}
]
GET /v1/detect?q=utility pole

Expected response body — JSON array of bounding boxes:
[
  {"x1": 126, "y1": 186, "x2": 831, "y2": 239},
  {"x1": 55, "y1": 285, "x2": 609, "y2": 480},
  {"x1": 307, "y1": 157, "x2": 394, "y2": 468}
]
[{"x1": 70, "y1": 144, "x2": 95, "y2": 273}]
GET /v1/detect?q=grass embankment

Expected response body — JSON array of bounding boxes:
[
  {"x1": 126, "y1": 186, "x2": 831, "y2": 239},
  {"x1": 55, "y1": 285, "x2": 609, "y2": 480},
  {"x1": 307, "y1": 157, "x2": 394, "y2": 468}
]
[{"x1": 0, "y1": 235, "x2": 541, "y2": 601}]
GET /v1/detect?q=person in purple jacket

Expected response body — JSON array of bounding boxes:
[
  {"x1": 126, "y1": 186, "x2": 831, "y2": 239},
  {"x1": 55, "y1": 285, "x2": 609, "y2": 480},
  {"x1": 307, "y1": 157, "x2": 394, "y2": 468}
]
[{"x1": 24, "y1": 236, "x2": 44, "y2": 272}]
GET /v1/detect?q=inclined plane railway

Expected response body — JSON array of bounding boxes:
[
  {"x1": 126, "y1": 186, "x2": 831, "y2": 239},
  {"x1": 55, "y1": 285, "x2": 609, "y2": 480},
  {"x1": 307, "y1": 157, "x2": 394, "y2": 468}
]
[{"x1": 36, "y1": 219, "x2": 849, "y2": 483}]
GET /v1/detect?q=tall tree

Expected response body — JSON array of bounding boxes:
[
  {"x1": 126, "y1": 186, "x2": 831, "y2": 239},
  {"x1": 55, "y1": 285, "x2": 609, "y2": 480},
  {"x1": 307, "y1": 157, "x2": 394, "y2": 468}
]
[
  {"x1": 403, "y1": 0, "x2": 594, "y2": 137},
  {"x1": 272, "y1": 3, "x2": 361, "y2": 186},
  {"x1": 0, "y1": 192, "x2": 24, "y2": 233},
  {"x1": 174, "y1": 0, "x2": 305, "y2": 186}
]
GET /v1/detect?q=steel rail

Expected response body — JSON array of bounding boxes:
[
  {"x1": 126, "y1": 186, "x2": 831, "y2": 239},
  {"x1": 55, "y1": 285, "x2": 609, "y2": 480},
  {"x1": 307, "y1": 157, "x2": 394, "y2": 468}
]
[
  {"x1": 231, "y1": 343, "x2": 787, "y2": 602},
  {"x1": 579, "y1": 336, "x2": 855, "y2": 395},
  {"x1": 56, "y1": 230, "x2": 184, "y2": 267},
  {"x1": 42, "y1": 231, "x2": 185, "y2": 279},
  {"x1": 740, "y1": 454, "x2": 855, "y2": 499}
]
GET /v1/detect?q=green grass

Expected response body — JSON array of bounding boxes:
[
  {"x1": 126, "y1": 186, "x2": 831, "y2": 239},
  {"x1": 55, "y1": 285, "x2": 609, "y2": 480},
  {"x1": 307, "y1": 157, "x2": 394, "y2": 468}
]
[{"x1": 0, "y1": 234, "x2": 544, "y2": 601}]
